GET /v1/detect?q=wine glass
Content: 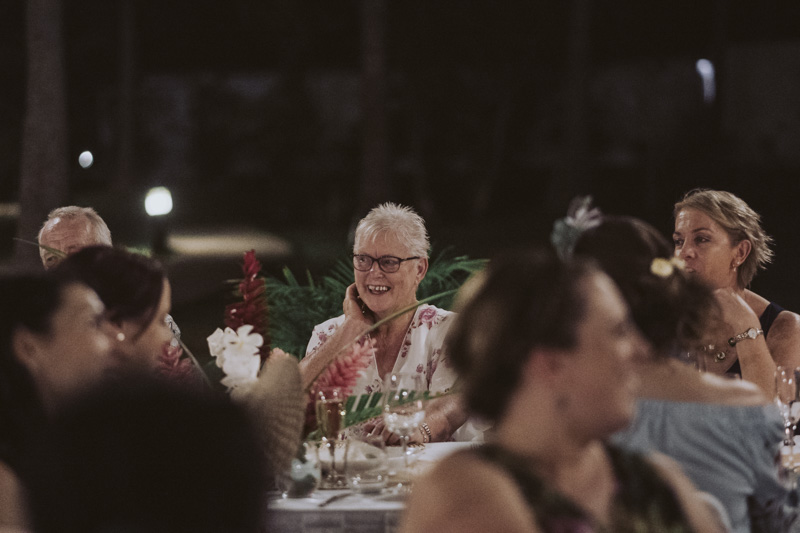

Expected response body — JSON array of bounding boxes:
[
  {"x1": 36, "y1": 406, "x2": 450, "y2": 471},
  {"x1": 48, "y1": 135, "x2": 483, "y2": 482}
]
[
  {"x1": 382, "y1": 372, "x2": 426, "y2": 473},
  {"x1": 775, "y1": 366, "x2": 800, "y2": 448},
  {"x1": 345, "y1": 434, "x2": 389, "y2": 494},
  {"x1": 315, "y1": 386, "x2": 347, "y2": 488}
]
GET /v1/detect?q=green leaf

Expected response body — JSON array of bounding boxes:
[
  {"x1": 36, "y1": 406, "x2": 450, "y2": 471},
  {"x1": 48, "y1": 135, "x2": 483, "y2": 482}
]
[{"x1": 341, "y1": 389, "x2": 449, "y2": 429}]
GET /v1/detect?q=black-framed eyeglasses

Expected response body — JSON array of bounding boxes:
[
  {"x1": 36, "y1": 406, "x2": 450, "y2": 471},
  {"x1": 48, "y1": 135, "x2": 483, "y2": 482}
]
[{"x1": 352, "y1": 254, "x2": 420, "y2": 273}]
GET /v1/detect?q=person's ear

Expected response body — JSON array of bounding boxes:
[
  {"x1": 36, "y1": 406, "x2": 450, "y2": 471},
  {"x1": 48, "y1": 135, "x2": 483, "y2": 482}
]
[
  {"x1": 12, "y1": 327, "x2": 44, "y2": 374},
  {"x1": 733, "y1": 240, "x2": 751, "y2": 270},
  {"x1": 523, "y1": 347, "x2": 568, "y2": 384},
  {"x1": 110, "y1": 320, "x2": 136, "y2": 345},
  {"x1": 415, "y1": 257, "x2": 429, "y2": 285}
]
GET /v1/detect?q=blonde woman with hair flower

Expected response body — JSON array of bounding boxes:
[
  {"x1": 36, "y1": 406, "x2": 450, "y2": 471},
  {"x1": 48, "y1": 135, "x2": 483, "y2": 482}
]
[
  {"x1": 574, "y1": 214, "x2": 794, "y2": 533},
  {"x1": 403, "y1": 250, "x2": 722, "y2": 533}
]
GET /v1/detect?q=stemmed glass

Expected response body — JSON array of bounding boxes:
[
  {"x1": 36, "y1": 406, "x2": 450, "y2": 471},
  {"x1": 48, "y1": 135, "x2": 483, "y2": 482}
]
[
  {"x1": 382, "y1": 372, "x2": 426, "y2": 473},
  {"x1": 315, "y1": 386, "x2": 347, "y2": 488},
  {"x1": 775, "y1": 366, "x2": 800, "y2": 448}
]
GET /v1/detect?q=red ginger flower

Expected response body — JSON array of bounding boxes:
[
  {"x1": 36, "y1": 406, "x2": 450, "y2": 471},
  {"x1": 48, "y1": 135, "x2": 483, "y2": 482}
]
[
  {"x1": 155, "y1": 343, "x2": 204, "y2": 389},
  {"x1": 303, "y1": 336, "x2": 376, "y2": 435},
  {"x1": 225, "y1": 250, "x2": 270, "y2": 361}
]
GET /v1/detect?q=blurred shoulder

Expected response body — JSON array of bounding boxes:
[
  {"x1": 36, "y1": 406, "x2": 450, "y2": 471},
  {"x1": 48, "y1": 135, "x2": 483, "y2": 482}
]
[
  {"x1": 698, "y1": 372, "x2": 768, "y2": 406},
  {"x1": 401, "y1": 449, "x2": 539, "y2": 533},
  {"x1": 0, "y1": 461, "x2": 25, "y2": 527}
]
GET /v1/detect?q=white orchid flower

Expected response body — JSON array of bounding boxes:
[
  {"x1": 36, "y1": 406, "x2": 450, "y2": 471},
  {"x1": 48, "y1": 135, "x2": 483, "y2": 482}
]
[
  {"x1": 220, "y1": 352, "x2": 261, "y2": 389},
  {"x1": 207, "y1": 328, "x2": 226, "y2": 363},
  {"x1": 222, "y1": 325, "x2": 264, "y2": 357},
  {"x1": 207, "y1": 324, "x2": 264, "y2": 390}
]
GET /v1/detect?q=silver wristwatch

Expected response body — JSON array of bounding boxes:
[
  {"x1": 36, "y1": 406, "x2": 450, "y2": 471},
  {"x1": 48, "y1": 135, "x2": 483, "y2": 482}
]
[{"x1": 727, "y1": 327, "x2": 764, "y2": 347}]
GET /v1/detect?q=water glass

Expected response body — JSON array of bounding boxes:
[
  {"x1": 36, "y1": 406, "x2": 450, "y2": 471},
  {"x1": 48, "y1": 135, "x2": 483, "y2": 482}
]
[
  {"x1": 776, "y1": 366, "x2": 800, "y2": 448},
  {"x1": 382, "y1": 373, "x2": 426, "y2": 473},
  {"x1": 345, "y1": 435, "x2": 389, "y2": 494}
]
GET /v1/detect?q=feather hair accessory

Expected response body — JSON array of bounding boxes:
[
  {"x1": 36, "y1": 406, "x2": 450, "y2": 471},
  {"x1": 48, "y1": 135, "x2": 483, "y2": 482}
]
[{"x1": 550, "y1": 196, "x2": 602, "y2": 260}]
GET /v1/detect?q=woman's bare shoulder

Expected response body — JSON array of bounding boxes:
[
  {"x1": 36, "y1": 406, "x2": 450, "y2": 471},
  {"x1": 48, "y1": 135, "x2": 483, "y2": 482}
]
[
  {"x1": 401, "y1": 450, "x2": 541, "y2": 533},
  {"x1": 765, "y1": 310, "x2": 800, "y2": 367},
  {"x1": 771, "y1": 309, "x2": 800, "y2": 336},
  {"x1": 698, "y1": 372, "x2": 769, "y2": 406},
  {"x1": 637, "y1": 360, "x2": 767, "y2": 406}
]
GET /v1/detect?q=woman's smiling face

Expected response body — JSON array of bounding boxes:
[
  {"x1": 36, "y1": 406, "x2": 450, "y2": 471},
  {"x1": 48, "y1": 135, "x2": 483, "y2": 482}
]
[{"x1": 353, "y1": 231, "x2": 427, "y2": 319}]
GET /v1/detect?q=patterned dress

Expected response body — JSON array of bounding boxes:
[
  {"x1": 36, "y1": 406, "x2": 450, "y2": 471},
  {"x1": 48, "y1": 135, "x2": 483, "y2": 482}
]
[{"x1": 305, "y1": 304, "x2": 458, "y2": 395}]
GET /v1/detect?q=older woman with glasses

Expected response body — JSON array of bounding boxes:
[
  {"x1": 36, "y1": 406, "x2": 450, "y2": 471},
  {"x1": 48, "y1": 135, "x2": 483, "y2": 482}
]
[{"x1": 300, "y1": 203, "x2": 473, "y2": 444}]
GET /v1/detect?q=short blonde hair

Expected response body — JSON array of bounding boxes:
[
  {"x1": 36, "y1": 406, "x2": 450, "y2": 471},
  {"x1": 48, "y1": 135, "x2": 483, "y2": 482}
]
[
  {"x1": 674, "y1": 189, "x2": 773, "y2": 287},
  {"x1": 353, "y1": 203, "x2": 430, "y2": 258},
  {"x1": 38, "y1": 206, "x2": 112, "y2": 246}
]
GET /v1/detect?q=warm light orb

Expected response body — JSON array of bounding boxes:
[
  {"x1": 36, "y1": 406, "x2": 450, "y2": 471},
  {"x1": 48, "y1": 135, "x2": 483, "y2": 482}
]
[
  {"x1": 145, "y1": 187, "x2": 173, "y2": 217},
  {"x1": 78, "y1": 151, "x2": 94, "y2": 168}
]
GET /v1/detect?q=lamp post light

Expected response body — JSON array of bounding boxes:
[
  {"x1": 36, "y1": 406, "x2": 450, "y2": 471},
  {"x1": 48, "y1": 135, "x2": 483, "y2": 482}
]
[{"x1": 145, "y1": 187, "x2": 173, "y2": 255}]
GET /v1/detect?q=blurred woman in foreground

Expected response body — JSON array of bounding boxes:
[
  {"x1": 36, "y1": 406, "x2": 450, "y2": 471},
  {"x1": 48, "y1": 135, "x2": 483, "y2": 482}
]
[
  {"x1": 0, "y1": 273, "x2": 112, "y2": 528},
  {"x1": 402, "y1": 251, "x2": 722, "y2": 533},
  {"x1": 575, "y1": 215, "x2": 791, "y2": 533},
  {"x1": 24, "y1": 378, "x2": 266, "y2": 533}
]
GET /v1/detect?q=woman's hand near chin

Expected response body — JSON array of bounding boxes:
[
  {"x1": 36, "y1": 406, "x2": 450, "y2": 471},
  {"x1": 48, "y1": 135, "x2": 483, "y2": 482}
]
[
  {"x1": 712, "y1": 289, "x2": 775, "y2": 395},
  {"x1": 343, "y1": 283, "x2": 375, "y2": 329},
  {"x1": 712, "y1": 289, "x2": 759, "y2": 331}
]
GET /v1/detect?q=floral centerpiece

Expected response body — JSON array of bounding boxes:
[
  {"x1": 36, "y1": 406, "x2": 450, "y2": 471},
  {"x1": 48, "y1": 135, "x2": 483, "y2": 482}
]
[{"x1": 206, "y1": 251, "x2": 380, "y2": 479}]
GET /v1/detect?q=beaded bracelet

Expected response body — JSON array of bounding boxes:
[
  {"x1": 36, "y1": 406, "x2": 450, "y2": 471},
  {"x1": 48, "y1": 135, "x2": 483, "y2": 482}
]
[{"x1": 420, "y1": 421, "x2": 432, "y2": 443}]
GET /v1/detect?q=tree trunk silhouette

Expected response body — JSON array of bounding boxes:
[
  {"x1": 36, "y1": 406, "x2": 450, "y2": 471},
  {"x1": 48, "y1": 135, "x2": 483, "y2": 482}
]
[
  {"x1": 116, "y1": 0, "x2": 136, "y2": 192},
  {"x1": 358, "y1": 0, "x2": 389, "y2": 215},
  {"x1": 13, "y1": 0, "x2": 68, "y2": 268}
]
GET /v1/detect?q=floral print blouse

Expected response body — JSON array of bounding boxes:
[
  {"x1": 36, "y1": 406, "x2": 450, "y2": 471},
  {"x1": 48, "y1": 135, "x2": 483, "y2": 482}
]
[{"x1": 305, "y1": 304, "x2": 457, "y2": 395}]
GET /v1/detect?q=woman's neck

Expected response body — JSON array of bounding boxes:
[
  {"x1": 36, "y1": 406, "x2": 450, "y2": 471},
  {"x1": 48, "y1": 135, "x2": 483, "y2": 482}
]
[
  {"x1": 371, "y1": 306, "x2": 417, "y2": 378},
  {"x1": 492, "y1": 395, "x2": 598, "y2": 474},
  {"x1": 373, "y1": 304, "x2": 417, "y2": 335}
]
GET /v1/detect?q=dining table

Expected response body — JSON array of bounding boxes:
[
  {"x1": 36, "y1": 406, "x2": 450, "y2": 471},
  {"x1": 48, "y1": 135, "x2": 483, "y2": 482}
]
[{"x1": 263, "y1": 441, "x2": 476, "y2": 533}]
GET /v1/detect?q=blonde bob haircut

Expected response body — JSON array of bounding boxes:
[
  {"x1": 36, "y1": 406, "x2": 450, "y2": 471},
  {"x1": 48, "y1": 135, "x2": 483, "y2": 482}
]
[
  {"x1": 674, "y1": 189, "x2": 773, "y2": 288},
  {"x1": 354, "y1": 203, "x2": 430, "y2": 258}
]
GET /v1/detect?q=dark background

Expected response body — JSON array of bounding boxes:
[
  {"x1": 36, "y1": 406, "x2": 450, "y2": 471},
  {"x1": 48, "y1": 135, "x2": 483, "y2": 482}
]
[{"x1": 2, "y1": 1, "x2": 800, "y2": 352}]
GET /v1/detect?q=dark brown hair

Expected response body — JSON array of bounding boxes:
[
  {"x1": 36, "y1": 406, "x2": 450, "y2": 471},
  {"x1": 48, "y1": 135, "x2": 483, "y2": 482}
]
[
  {"x1": 446, "y1": 249, "x2": 596, "y2": 422},
  {"x1": 574, "y1": 215, "x2": 716, "y2": 356},
  {"x1": 55, "y1": 245, "x2": 166, "y2": 339}
]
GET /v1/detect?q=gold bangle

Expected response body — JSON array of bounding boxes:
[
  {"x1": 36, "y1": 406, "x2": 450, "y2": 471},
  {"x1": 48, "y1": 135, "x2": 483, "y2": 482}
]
[{"x1": 420, "y1": 422, "x2": 432, "y2": 443}]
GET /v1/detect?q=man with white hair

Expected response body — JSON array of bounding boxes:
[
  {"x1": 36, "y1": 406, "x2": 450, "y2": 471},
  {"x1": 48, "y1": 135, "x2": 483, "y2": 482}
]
[{"x1": 38, "y1": 206, "x2": 112, "y2": 270}]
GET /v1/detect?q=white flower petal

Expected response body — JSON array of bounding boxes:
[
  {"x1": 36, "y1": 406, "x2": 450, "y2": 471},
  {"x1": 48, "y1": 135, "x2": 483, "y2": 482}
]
[
  {"x1": 206, "y1": 328, "x2": 225, "y2": 358},
  {"x1": 236, "y1": 324, "x2": 255, "y2": 337}
]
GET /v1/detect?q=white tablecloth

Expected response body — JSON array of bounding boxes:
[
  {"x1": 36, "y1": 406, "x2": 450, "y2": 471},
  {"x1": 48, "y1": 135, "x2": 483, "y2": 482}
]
[{"x1": 265, "y1": 442, "x2": 474, "y2": 533}]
